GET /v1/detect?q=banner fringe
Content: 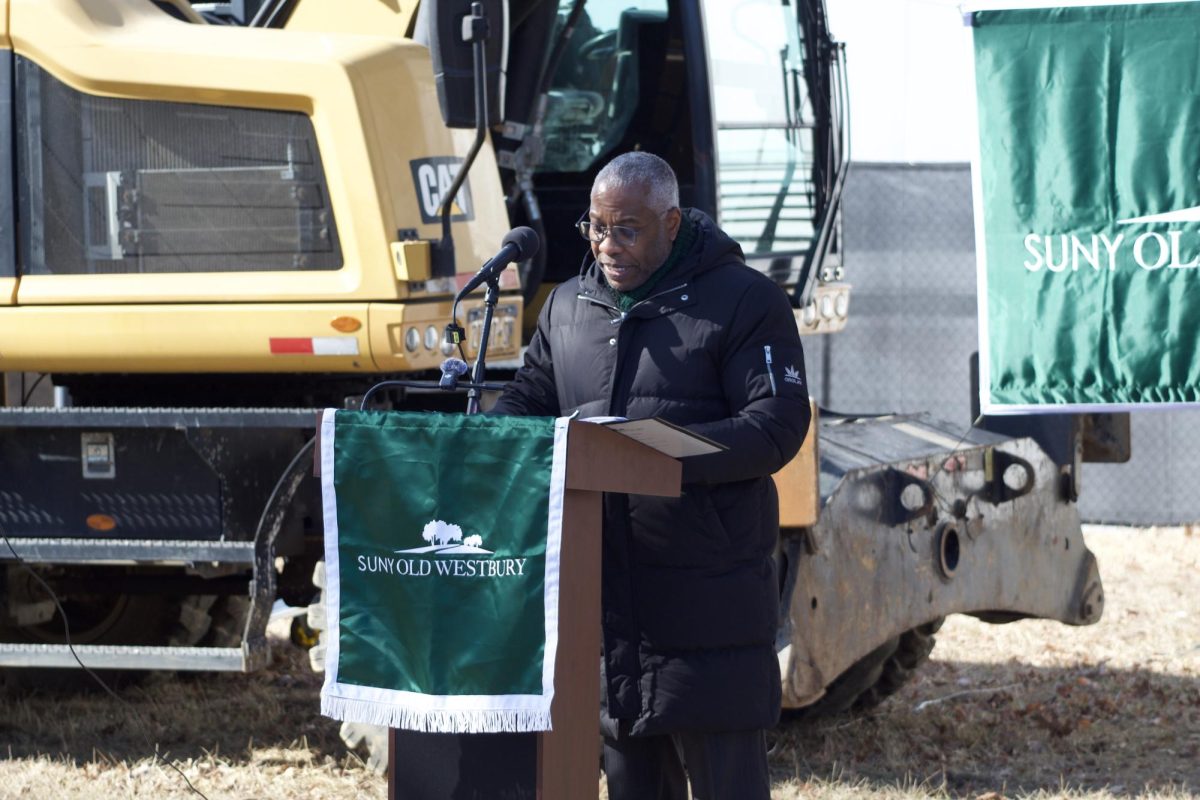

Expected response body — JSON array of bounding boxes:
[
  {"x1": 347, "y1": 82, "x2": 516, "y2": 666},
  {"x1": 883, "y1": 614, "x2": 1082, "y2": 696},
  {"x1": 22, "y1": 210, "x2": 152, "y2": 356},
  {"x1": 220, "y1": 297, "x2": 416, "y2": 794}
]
[{"x1": 322, "y1": 695, "x2": 553, "y2": 734}]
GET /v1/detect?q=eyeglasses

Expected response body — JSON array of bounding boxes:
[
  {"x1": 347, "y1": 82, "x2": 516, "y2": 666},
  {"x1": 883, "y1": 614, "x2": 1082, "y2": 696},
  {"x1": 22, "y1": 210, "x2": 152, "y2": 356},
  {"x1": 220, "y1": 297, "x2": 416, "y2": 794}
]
[
  {"x1": 577, "y1": 216, "x2": 640, "y2": 248},
  {"x1": 576, "y1": 209, "x2": 675, "y2": 248}
]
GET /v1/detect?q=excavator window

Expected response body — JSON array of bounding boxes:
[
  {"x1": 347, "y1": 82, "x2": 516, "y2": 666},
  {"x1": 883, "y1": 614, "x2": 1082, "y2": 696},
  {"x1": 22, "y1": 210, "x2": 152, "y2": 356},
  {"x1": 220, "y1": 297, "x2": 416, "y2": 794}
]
[
  {"x1": 536, "y1": 0, "x2": 669, "y2": 174},
  {"x1": 705, "y1": 0, "x2": 819, "y2": 258},
  {"x1": 14, "y1": 57, "x2": 342, "y2": 276},
  {"x1": 526, "y1": 0, "x2": 693, "y2": 285}
]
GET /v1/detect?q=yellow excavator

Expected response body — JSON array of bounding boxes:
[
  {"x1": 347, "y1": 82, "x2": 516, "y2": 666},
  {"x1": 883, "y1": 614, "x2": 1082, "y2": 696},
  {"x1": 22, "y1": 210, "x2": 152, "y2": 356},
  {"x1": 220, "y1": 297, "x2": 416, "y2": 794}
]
[{"x1": 0, "y1": 0, "x2": 1104, "y2": 769}]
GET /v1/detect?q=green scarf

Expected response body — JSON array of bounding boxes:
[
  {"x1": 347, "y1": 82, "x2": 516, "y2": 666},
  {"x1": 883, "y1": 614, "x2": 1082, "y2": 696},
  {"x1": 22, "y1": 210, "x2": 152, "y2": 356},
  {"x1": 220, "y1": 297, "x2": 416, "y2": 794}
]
[{"x1": 607, "y1": 215, "x2": 696, "y2": 313}]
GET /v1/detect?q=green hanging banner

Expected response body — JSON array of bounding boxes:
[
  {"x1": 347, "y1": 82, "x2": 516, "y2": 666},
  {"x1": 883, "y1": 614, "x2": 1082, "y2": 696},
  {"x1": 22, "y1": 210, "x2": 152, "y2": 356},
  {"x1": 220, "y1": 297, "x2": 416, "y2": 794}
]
[
  {"x1": 318, "y1": 410, "x2": 568, "y2": 733},
  {"x1": 970, "y1": 1, "x2": 1200, "y2": 412}
]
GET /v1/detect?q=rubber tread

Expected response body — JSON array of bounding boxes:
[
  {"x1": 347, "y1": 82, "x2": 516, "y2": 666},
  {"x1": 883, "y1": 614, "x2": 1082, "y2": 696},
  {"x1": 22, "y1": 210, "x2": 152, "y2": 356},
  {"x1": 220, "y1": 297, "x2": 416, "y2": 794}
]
[{"x1": 784, "y1": 617, "x2": 944, "y2": 722}]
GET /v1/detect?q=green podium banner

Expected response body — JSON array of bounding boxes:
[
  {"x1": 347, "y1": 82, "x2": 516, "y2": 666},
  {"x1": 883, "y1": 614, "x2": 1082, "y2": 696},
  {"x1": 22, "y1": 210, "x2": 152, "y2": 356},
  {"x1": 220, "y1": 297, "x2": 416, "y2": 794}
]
[
  {"x1": 971, "y1": 1, "x2": 1200, "y2": 412},
  {"x1": 319, "y1": 410, "x2": 568, "y2": 733}
]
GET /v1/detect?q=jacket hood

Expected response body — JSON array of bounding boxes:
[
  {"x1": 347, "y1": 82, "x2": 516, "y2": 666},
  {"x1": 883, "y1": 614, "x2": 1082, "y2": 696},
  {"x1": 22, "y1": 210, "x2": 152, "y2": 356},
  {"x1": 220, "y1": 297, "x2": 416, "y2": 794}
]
[{"x1": 578, "y1": 207, "x2": 744, "y2": 293}]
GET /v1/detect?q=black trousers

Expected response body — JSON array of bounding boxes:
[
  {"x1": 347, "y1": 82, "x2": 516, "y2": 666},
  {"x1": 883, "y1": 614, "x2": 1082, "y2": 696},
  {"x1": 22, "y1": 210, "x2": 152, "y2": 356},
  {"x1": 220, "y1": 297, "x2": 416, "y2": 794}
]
[{"x1": 601, "y1": 728, "x2": 771, "y2": 800}]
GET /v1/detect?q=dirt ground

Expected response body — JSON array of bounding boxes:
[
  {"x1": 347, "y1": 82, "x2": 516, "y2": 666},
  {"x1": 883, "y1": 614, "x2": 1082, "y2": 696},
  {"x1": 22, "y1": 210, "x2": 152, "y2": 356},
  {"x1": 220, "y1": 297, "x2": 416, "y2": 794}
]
[
  {"x1": 769, "y1": 526, "x2": 1199, "y2": 798},
  {"x1": 0, "y1": 525, "x2": 1195, "y2": 799}
]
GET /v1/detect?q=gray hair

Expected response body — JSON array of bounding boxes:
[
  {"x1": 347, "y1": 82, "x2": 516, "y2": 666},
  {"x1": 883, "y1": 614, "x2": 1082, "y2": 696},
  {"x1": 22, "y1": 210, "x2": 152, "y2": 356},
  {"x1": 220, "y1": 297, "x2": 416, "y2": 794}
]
[{"x1": 593, "y1": 152, "x2": 679, "y2": 213}]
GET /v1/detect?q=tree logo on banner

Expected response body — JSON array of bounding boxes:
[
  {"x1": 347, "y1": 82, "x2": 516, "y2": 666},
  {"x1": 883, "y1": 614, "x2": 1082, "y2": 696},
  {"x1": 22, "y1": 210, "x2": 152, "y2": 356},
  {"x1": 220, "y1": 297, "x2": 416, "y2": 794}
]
[{"x1": 395, "y1": 520, "x2": 493, "y2": 555}]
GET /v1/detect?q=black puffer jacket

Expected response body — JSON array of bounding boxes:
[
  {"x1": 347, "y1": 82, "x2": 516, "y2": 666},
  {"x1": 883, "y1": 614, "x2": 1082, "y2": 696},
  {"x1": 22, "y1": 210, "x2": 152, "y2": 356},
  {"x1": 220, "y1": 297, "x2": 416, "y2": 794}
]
[{"x1": 493, "y1": 209, "x2": 810, "y2": 734}]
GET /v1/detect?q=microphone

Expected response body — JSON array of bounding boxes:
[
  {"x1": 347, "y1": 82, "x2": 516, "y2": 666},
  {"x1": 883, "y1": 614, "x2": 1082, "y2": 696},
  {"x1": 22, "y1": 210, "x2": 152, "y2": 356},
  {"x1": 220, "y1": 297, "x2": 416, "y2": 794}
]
[
  {"x1": 439, "y1": 357, "x2": 470, "y2": 389},
  {"x1": 457, "y1": 227, "x2": 540, "y2": 297}
]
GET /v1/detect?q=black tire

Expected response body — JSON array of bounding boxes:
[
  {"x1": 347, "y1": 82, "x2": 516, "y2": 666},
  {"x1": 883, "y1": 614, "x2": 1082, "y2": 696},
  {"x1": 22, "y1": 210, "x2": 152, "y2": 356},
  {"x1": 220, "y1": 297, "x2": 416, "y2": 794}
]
[
  {"x1": 0, "y1": 574, "x2": 247, "y2": 693},
  {"x1": 783, "y1": 618, "x2": 944, "y2": 722},
  {"x1": 854, "y1": 618, "x2": 943, "y2": 711},
  {"x1": 0, "y1": 585, "x2": 194, "y2": 692},
  {"x1": 170, "y1": 594, "x2": 251, "y2": 649},
  {"x1": 201, "y1": 595, "x2": 250, "y2": 648}
]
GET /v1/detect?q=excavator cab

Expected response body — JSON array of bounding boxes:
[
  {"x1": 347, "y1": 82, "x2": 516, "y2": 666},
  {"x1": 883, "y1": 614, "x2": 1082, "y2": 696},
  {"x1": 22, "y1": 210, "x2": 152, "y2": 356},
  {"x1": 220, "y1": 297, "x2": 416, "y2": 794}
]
[{"x1": 442, "y1": 0, "x2": 850, "y2": 333}]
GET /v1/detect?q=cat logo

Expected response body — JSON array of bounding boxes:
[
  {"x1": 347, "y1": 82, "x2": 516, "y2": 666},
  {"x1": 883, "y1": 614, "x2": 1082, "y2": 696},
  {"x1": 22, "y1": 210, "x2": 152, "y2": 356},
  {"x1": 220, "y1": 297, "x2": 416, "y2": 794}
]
[{"x1": 410, "y1": 157, "x2": 474, "y2": 224}]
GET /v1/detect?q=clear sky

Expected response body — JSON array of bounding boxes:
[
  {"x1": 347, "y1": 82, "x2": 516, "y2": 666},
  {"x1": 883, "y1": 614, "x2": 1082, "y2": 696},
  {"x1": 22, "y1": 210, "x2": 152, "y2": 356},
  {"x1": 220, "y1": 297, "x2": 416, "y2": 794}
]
[{"x1": 825, "y1": 0, "x2": 975, "y2": 163}]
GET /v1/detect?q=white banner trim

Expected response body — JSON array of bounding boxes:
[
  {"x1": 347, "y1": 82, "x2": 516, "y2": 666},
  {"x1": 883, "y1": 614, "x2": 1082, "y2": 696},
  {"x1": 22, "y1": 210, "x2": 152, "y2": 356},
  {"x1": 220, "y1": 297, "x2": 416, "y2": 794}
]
[{"x1": 967, "y1": 20, "x2": 994, "y2": 419}]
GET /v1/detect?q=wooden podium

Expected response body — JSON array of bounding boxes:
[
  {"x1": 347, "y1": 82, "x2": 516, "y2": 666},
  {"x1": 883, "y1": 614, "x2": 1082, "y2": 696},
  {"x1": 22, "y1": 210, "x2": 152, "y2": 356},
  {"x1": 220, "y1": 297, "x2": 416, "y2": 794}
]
[{"x1": 388, "y1": 419, "x2": 682, "y2": 799}]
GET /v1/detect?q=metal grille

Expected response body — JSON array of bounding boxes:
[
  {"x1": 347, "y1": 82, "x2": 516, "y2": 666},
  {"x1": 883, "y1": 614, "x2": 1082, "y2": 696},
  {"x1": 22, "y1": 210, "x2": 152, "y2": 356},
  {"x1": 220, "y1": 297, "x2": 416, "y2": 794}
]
[
  {"x1": 16, "y1": 56, "x2": 341, "y2": 275},
  {"x1": 810, "y1": 162, "x2": 1200, "y2": 526}
]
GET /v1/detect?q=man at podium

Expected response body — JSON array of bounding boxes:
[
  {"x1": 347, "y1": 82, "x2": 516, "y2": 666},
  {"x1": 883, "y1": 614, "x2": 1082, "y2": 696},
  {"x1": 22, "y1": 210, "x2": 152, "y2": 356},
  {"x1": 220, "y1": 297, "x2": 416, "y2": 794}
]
[{"x1": 493, "y1": 151, "x2": 811, "y2": 799}]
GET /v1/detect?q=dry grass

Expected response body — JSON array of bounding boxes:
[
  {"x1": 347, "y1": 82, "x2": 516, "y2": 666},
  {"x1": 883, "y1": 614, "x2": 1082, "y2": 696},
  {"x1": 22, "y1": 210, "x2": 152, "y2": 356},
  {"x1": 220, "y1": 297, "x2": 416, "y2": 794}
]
[
  {"x1": 0, "y1": 638, "x2": 382, "y2": 799},
  {"x1": 0, "y1": 525, "x2": 1196, "y2": 799},
  {"x1": 768, "y1": 525, "x2": 1200, "y2": 798}
]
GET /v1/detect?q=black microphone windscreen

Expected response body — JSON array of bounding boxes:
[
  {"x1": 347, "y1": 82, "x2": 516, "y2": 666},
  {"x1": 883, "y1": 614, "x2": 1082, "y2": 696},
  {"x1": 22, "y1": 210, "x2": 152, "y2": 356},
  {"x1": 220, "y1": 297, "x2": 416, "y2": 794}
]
[{"x1": 501, "y1": 226, "x2": 541, "y2": 261}]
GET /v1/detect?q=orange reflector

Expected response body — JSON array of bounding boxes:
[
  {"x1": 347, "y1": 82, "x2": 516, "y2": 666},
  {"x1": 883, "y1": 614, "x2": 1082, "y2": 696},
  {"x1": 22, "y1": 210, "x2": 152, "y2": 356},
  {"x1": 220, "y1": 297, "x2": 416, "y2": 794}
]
[
  {"x1": 86, "y1": 514, "x2": 117, "y2": 532},
  {"x1": 330, "y1": 316, "x2": 362, "y2": 333}
]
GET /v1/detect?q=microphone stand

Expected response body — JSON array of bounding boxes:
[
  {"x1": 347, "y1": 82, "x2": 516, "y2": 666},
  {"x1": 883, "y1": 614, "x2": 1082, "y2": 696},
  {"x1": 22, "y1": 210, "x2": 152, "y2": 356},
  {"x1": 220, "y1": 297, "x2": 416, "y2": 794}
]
[
  {"x1": 358, "y1": 376, "x2": 507, "y2": 411},
  {"x1": 362, "y1": 244, "x2": 519, "y2": 413},
  {"x1": 465, "y1": 272, "x2": 503, "y2": 415}
]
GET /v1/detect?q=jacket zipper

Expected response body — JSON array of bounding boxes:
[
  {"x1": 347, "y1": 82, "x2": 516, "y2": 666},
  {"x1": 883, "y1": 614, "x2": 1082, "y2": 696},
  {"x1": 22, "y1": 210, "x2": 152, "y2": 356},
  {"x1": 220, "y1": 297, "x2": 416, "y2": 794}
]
[
  {"x1": 764, "y1": 345, "x2": 778, "y2": 396},
  {"x1": 628, "y1": 282, "x2": 689, "y2": 314},
  {"x1": 578, "y1": 282, "x2": 690, "y2": 324},
  {"x1": 578, "y1": 282, "x2": 692, "y2": 416},
  {"x1": 577, "y1": 292, "x2": 620, "y2": 313},
  {"x1": 575, "y1": 291, "x2": 626, "y2": 415}
]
